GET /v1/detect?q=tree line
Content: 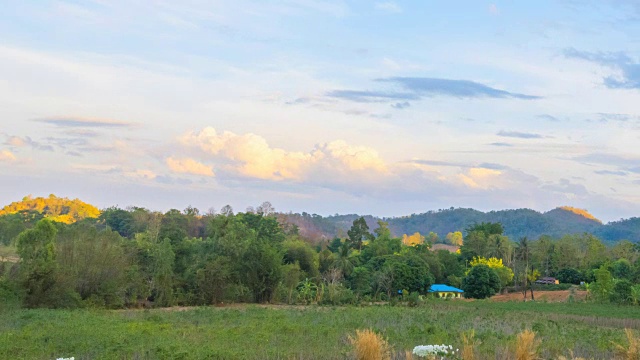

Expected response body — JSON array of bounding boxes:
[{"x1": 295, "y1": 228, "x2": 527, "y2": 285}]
[{"x1": 1, "y1": 198, "x2": 640, "y2": 309}]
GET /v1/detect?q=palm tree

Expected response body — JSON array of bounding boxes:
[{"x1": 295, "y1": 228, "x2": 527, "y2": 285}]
[{"x1": 333, "y1": 242, "x2": 354, "y2": 277}]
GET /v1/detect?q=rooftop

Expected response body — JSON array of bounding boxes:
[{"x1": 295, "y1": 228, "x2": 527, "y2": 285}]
[{"x1": 429, "y1": 284, "x2": 464, "y2": 293}]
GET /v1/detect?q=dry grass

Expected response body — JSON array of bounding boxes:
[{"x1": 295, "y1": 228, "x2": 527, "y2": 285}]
[
  {"x1": 461, "y1": 330, "x2": 479, "y2": 360},
  {"x1": 515, "y1": 329, "x2": 540, "y2": 360},
  {"x1": 349, "y1": 329, "x2": 390, "y2": 360},
  {"x1": 557, "y1": 351, "x2": 589, "y2": 360},
  {"x1": 613, "y1": 329, "x2": 640, "y2": 360}
]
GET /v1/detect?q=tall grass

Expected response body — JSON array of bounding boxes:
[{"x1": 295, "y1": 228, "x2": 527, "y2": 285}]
[
  {"x1": 515, "y1": 329, "x2": 539, "y2": 360},
  {"x1": 613, "y1": 329, "x2": 640, "y2": 360},
  {"x1": 461, "y1": 330, "x2": 478, "y2": 360},
  {"x1": 349, "y1": 329, "x2": 390, "y2": 360}
]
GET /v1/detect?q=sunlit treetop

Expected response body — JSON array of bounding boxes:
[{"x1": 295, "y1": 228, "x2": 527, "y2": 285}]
[
  {"x1": 558, "y1": 206, "x2": 602, "y2": 224},
  {"x1": 0, "y1": 194, "x2": 100, "y2": 224}
]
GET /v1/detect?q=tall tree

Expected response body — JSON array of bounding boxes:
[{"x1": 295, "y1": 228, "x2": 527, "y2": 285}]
[
  {"x1": 16, "y1": 220, "x2": 59, "y2": 307},
  {"x1": 347, "y1": 217, "x2": 372, "y2": 250}
]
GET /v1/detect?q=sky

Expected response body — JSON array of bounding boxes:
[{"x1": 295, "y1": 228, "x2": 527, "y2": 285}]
[{"x1": 0, "y1": 1, "x2": 639, "y2": 222}]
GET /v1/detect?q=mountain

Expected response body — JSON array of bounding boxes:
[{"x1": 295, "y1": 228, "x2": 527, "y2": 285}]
[{"x1": 280, "y1": 207, "x2": 639, "y2": 244}]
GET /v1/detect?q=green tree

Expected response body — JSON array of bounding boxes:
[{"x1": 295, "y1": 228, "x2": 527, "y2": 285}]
[
  {"x1": 16, "y1": 220, "x2": 61, "y2": 307},
  {"x1": 374, "y1": 220, "x2": 391, "y2": 240},
  {"x1": 347, "y1": 217, "x2": 372, "y2": 250},
  {"x1": 333, "y1": 242, "x2": 355, "y2": 277},
  {"x1": 282, "y1": 239, "x2": 319, "y2": 279},
  {"x1": 241, "y1": 241, "x2": 282, "y2": 303},
  {"x1": 56, "y1": 225, "x2": 130, "y2": 308},
  {"x1": 195, "y1": 256, "x2": 231, "y2": 305},
  {"x1": 611, "y1": 279, "x2": 632, "y2": 304},
  {"x1": 591, "y1": 265, "x2": 614, "y2": 303},
  {"x1": 612, "y1": 259, "x2": 634, "y2": 281},
  {"x1": 556, "y1": 268, "x2": 582, "y2": 284},
  {"x1": 630, "y1": 284, "x2": 640, "y2": 305},
  {"x1": 460, "y1": 222, "x2": 504, "y2": 261},
  {"x1": 348, "y1": 266, "x2": 372, "y2": 296},
  {"x1": 461, "y1": 264, "x2": 501, "y2": 299}
]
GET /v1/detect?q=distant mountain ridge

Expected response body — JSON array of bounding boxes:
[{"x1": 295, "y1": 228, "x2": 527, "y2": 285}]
[{"x1": 280, "y1": 207, "x2": 639, "y2": 244}]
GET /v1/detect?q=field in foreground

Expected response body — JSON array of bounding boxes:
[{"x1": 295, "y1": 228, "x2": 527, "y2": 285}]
[{"x1": 1, "y1": 301, "x2": 639, "y2": 360}]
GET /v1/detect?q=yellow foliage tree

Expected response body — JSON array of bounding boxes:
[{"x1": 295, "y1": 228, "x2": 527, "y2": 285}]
[
  {"x1": 446, "y1": 231, "x2": 463, "y2": 246},
  {"x1": 468, "y1": 256, "x2": 514, "y2": 290},
  {"x1": 402, "y1": 232, "x2": 425, "y2": 247},
  {"x1": 0, "y1": 195, "x2": 100, "y2": 224}
]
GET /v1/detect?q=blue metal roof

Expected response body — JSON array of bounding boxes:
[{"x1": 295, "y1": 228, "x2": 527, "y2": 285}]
[{"x1": 428, "y1": 284, "x2": 464, "y2": 293}]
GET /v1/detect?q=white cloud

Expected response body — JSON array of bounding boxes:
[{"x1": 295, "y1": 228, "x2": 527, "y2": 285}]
[
  {"x1": 0, "y1": 150, "x2": 16, "y2": 162},
  {"x1": 179, "y1": 127, "x2": 386, "y2": 181},
  {"x1": 166, "y1": 157, "x2": 215, "y2": 177},
  {"x1": 375, "y1": 2, "x2": 402, "y2": 13},
  {"x1": 458, "y1": 167, "x2": 502, "y2": 189}
]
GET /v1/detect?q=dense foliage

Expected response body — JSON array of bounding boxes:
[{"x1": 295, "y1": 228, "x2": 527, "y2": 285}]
[
  {"x1": 1, "y1": 195, "x2": 640, "y2": 310},
  {"x1": 462, "y1": 264, "x2": 501, "y2": 299}
]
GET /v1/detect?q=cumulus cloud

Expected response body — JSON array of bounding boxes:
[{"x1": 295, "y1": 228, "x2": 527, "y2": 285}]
[
  {"x1": 179, "y1": 127, "x2": 386, "y2": 181},
  {"x1": 166, "y1": 157, "x2": 215, "y2": 177},
  {"x1": 458, "y1": 167, "x2": 502, "y2": 189},
  {"x1": 0, "y1": 149, "x2": 16, "y2": 162}
]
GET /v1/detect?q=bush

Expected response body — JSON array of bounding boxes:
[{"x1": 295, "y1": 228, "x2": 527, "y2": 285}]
[
  {"x1": 349, "y1": 329, "x2": 390, "y2": 360},
  {"x1": 462, "y1": 264, "x2": 500, "y2": 299},
  {"x1": 320, "y1": 284, "x2": 356, "y2": 305},
  {"x1": 406, "y1": 291, "x2": 422, "y2": 307},
  {"x1": 611, "y1": 280, "x2": 633, "y2": 304},
  {"x1": 0, "y1": 278, "x2": 21, "y2": 311}
]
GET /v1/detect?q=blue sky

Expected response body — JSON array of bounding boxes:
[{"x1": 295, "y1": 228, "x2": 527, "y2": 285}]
[{"x1": 1, "y1": 1, "x2": 639, "y2": 221}]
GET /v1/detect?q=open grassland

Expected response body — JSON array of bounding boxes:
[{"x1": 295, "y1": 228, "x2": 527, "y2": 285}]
[{"x1": 1, "y1": 301, "x2": 638, "y2": 360}]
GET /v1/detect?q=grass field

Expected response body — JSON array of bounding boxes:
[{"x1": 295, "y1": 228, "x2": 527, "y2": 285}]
[{"x1": 0, "y1": 300, "x2": 637, "y2": 360}]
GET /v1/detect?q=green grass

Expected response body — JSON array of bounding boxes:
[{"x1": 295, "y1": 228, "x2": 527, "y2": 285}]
[{"x1": 0, "y1": 301, "x2": 636, "y2": 359}]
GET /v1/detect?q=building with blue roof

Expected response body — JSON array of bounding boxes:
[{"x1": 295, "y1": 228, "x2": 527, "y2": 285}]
[{"x1": 428, "y1": 284, "x2": 464, "y2": 299}]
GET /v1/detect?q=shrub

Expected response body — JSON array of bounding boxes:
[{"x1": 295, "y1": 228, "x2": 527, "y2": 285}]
[
  {"x1": 349, "y1": 329, "x2": 390, "y2": 360},
  {"x1": 406, "y1": 291, "x2": 423, "y2": 307},
  {"x1": 611, "y1": 280, "x2": 633, "y2": 304}
]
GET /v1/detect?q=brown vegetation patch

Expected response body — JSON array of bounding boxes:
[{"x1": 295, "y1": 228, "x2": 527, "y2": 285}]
[
  {"x1": 431, "y1": 244, "x2": 459, "y2": 253},
  {"x1": 491, "y1": 290, "x2": 586, "y2": 303}
]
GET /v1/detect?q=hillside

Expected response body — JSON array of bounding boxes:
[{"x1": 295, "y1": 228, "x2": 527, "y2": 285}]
[
  {"x1": 0, "y1": 194, "x2": 100, "y2": 224},
  {"x1": 279, "y1": 207, "x2": 639, "y2": 243}
]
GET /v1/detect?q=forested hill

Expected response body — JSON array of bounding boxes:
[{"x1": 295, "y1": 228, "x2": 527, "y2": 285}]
[
  {"x1": 281, "y1": 207, "x2": 640, "y2": 243},
  {"x1": 0, "y1": 195, "x2": 100, "y2": 224}
]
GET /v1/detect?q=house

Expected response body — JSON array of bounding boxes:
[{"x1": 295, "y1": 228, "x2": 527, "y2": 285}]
[
  {"x1": 428, "y1": 284, "x2": 464, "y2": 299},
  {"x1": 535, "y1": 277, "x2": 559, "y2": 285}
]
